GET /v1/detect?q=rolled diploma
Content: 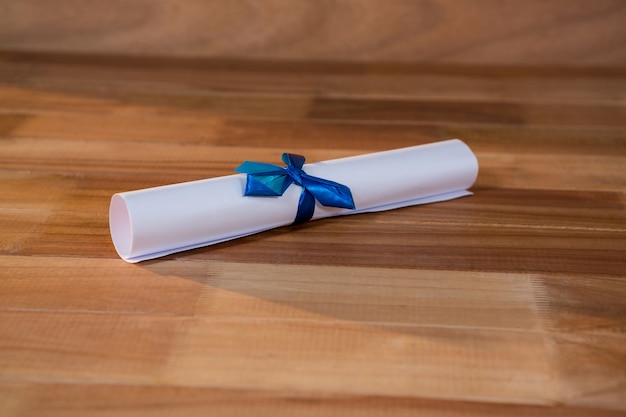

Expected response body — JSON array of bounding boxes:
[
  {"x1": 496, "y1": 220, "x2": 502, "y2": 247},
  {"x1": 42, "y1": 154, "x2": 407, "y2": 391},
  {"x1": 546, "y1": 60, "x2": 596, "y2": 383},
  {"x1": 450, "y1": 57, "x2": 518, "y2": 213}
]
[{"x1": 110, "y1": 139, "x2": 478, "y2": 262}]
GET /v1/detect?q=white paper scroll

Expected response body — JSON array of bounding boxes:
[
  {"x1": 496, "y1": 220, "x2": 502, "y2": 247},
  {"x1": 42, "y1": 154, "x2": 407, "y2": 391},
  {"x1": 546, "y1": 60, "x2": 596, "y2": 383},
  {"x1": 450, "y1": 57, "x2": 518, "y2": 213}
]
[{"x1": 109, "y1": 139, "x2": 479, "y2": 262}]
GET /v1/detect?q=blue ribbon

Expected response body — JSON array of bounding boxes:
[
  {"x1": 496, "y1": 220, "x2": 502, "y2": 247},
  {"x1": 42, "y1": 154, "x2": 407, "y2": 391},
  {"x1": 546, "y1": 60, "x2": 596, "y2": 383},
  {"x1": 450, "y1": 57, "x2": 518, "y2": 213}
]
[{"x1": 235, "y1": 153, "x2": 355, "y2": 224}]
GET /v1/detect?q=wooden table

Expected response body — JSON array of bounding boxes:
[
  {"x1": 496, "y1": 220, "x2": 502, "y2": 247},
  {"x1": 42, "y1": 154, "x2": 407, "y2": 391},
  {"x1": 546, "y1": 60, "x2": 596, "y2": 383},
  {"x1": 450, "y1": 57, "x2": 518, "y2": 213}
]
[{"x1": 1, "y1": 51, "x2": 625, "y2": 416}]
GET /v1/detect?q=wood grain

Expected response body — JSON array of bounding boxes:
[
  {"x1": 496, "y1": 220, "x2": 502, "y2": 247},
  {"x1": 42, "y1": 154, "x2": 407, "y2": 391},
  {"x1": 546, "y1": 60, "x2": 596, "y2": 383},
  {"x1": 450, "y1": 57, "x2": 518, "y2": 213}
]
[
  {"x1": 1, "y1": 1, "x2": 626, "y2": 66},
  {"x1": 0, "y1": 50, "x2": 625, "y2": 416}
]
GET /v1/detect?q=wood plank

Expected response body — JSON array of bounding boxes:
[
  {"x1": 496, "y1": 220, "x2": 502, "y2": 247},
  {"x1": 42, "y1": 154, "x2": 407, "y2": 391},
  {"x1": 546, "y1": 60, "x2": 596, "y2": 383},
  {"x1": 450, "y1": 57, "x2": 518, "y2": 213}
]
[
  {"x1": 3, "y1": 52, "x2": 626, "y2": 103},
  {"x1": 308, "y1": 97, "x2": 626, "y2": 127},
  {"x1": 0, "y1": 257, "x2": 203, "y2": 316},
  {"x1": 3, "y1": 382, "x2": 625, "y2": 417},
  {"x1": 0, "y1": 257, "x2": 543, "y2": 330},
  {"x1": 2, "y1": 137, "x2": 625, "y2": 191},
  {"x1": 1, "y1": 1, "x2": 625, "y2": 66},
  {"x1": 1, "y1": 110, "x2": 625, "y2": 157}
]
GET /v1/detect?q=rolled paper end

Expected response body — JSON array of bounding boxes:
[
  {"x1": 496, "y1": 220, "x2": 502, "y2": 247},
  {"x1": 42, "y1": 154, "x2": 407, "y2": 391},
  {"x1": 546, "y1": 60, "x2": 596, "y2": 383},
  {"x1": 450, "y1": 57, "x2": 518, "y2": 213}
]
[{"x1": 109, "y1": 194, "x2": 132, "y2": 260}]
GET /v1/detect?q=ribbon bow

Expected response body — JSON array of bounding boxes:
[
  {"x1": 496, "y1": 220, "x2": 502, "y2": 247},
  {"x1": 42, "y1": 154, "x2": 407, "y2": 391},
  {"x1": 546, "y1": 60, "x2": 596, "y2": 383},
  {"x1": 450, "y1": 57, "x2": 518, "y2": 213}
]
[{"x1": 235, "y1": 153, "x2": 355, "y2": 224}]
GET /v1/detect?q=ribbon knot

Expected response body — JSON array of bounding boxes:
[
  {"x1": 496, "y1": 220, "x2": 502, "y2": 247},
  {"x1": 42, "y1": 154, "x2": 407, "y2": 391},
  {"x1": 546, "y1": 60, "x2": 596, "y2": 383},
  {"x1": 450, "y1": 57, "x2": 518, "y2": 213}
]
[{"x1": 235, "y1": 153, "x2": 356, "y2": 224}]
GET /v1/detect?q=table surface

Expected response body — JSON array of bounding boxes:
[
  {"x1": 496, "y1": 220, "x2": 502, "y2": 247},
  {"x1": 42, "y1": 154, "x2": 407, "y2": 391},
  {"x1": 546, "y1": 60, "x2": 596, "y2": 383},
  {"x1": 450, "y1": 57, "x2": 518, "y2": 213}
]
[{"x1": 1, "y1": 51, "x2": 625, "y2": 416}]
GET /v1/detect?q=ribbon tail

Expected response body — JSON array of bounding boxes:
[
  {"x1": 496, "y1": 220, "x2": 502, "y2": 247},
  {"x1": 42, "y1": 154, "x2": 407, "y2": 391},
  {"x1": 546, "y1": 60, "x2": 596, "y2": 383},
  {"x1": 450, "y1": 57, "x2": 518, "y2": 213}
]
[
  {"x1": 294, "y1": 188, "x2": 316, "y2": 224},
  {"x1": 301, "y1": 175, "x2": 356, "y2": 210}
]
